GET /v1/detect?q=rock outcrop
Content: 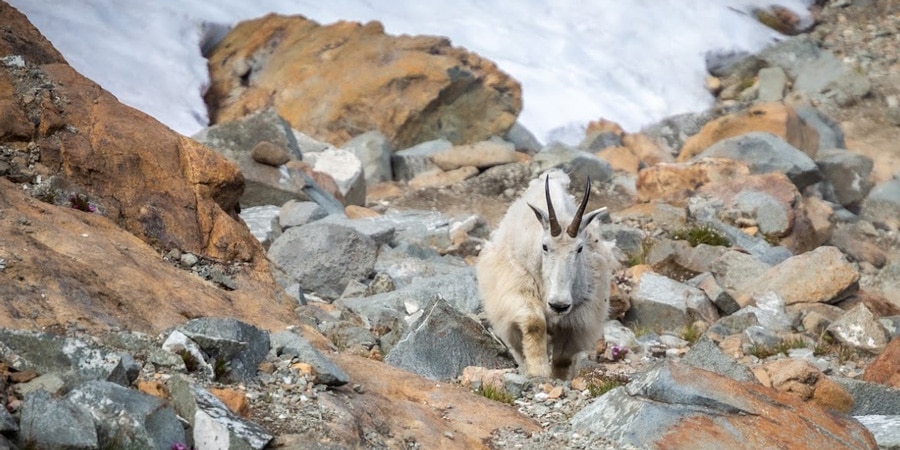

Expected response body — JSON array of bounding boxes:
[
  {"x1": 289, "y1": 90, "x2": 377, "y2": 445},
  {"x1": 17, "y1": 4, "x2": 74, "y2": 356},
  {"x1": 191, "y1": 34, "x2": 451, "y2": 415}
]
[
  {"x1": 0, "y1": 2, "x2": 295, "y2": 333},
  {"x1": 203, "y1": 14, "x2": 522, "y2": 150}
]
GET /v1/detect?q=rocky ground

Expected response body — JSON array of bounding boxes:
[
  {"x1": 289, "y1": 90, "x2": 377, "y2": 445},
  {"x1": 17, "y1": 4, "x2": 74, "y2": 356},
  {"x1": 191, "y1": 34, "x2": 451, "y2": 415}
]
[{"x1": 3, "y1": 0, "x2": 900, "y2": 449}]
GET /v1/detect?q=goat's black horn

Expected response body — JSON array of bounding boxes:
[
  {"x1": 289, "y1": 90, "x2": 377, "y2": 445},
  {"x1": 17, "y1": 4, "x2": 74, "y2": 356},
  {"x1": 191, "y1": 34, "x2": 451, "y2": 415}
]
[
  {"x1": 545, "y1": 176, "x2": 561, "y2": 237},
  {"x1": 567, "y1": 177, "x2": 591, "y2": 237}
]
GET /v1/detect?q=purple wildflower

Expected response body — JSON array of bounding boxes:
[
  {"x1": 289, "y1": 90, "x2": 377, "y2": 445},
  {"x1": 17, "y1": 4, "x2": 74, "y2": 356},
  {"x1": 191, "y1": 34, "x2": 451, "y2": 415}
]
[{"x1": 610, "y1": 344, "x2": 628, "y2": 361}]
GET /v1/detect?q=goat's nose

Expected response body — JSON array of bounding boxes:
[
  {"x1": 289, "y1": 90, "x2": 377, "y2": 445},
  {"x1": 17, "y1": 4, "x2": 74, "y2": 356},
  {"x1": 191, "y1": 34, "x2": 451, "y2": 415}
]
[{"x1": 549, "y1": 302, "x2": 570, "y2": 313}]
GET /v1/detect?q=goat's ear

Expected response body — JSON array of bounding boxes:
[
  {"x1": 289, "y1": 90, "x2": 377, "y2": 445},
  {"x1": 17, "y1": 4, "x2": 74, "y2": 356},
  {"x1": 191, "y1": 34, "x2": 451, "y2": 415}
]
[
  {"x1": 576, "y1": 207, "x2": 609, "y2": 235},
  {"x1": 527, "y1": 203, "x2": 549, "y2": 230}
]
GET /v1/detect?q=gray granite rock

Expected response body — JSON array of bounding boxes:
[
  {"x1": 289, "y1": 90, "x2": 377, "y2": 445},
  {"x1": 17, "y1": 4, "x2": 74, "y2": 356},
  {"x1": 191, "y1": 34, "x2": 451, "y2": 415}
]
[
  {"x1": 682, "y1": 336, "x2": 756, "y2": 383},
  {"x1": 268, "y1": 222, "x2": 378, "y2": 300},
  {"x1": 827, "y1": 304, "x2": 891, "y2": 354},
  {"x1": 66, "y1": 380, "x2": 185, "y2": 450},
  {"x1": 693, "y1": 131, "x2": 821, "y2": 190},
  {"x1": 279, "y1": 200, "x2": 327, "y2": 230},
  {"x1": 385, "y1": 298, "x2": 513, "y2": 380},
  {"x1": 856, "y1": 415, "x2": 900, "y2": 450},
  {"x1": 861, "y1": 176, "x2": 900, "y2": 230},
  {"x1": 816, "y1": 148, "x2": 874, "y2": 207},
  {"x1": 240, "y1": 205, "x2": 281, "y2": 245},
  {"x1": 19, "y1": 390, "x2": 98, "y2": 449},
  {"x1": 532, "y1": 142, "x2": 613, "y2": 184},
  {"x1": 625, "y1": 273, "x2": 719, "y2": 333},
  {"x1": 0, "y1": 328, "x2": 125, "y2": 388},
  {"x1": 756, "y1": 66, "x2": 787, "y2": 102},
  {"x1": 270, "y1": 331, "x2": 350, "y2": 386},
  {"x1": 342, "y1": 130, "x2": 394, "y2": 186},
  {"x1": 795, "y1": 106, "x2": 845, "y2": 150},
  {"x1": 168, "y1": 375, "x2": 273, "y2": 449},
  {"x1": 391, "y1": 139, "x2": 452, "y2": 181},
  {"x1": 180, "y1": 318, "x2": 271, "y2": 383},
  {"x1": 505, "y1": 121, "x2": 543, "y2": 154},
  {"x1": 836, "y1": 378, "x2": 900, "y2": 416}
]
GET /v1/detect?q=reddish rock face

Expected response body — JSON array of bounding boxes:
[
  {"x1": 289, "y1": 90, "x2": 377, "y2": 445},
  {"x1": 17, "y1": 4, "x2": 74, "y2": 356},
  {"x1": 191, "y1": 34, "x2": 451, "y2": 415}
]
[
  {"x1": 0, "y1": 3, "x2": 296, "y2": 333},
  {"x1": 0, "y1": 178, "x2": 295, "y2": 333},
  {"x1": 636, "y1": 158, "x2": 751, "y2": 204},
  {"x1": 863, "y1": 337, "x2": 900, "y2": 388},
  {"x1": 328, "y1": 354, "x2": 539, "y2": 449},
  {"x1": 573, "y1": 362, "x2": 877, "y2": 450},
  {"x1": 203, "y1": 14, "x2": 522, "y2": 149},
  {"x1": 696, "y1": 172, "x2": 821, "y2": 253},
  {"x1": 677, "y1": 102, "x2": 819, "y2": 161},
  {"x1": 1, "y1": 2, "x2": 269, "y2": 264}
]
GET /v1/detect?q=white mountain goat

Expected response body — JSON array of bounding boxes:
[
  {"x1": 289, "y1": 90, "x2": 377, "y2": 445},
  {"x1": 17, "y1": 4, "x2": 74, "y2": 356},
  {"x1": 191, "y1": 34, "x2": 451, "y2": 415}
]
[{"x1": 477, "y1": 170, "x2": 613, "y2": 379}]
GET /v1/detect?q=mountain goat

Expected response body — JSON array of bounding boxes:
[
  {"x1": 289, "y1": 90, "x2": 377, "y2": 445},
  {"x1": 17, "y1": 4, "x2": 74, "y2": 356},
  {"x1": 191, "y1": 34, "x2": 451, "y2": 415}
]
[{"x1": 477, "y1": 170, "x2": 613, "y2": 379}]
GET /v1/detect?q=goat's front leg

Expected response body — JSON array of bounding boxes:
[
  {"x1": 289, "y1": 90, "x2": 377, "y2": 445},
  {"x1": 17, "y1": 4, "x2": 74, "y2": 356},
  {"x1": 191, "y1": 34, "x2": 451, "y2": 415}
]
[
  {"x1": 520, "y1": 315, "x2": 550, "y2": 377},
  {"x1": 551, "y1": 357, "x2": 575, "y2": 380}
]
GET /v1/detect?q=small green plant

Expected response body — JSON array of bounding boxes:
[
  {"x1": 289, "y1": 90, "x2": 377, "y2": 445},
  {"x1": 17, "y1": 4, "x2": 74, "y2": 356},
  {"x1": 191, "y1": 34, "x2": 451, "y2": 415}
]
[
  {"x1": 761, "y1": 233, "x2": 781, "y2": 246},
  {"x1": 835, "y1": 344, "x2": 856, "y2": 365},
  {"x1": 212, "y1": 357, "x2": 231, "y2": 381},
  {"x1": 679, "y1": 324, "x2": 703, "y2": 344},
  {"x1": 749, "y1": 336, "x2": 808, "y2": 359},
  {"x1": 670, "y1": 225, "x2": 730, "y2": 248},
  {"x1": 736, "y1": 76, "x2": 758, "y2": 92},
  {"x1": 629, "y1": 324, "x2": 653, "y2": 339},
  {"x1": 479, "y1": 384, "x2": 514, "y2": 404},
  {"x1": 814, "y1": 331, "x2": 835, "y2": 357},
  {"x1": 627, "y1": 238, "x2": 654, "y2": 267},
  {"x1": 772, "y1": 336, "x2": 808, "y2": 355},
  {"x1": 587, "y1": 375, "x2": 628, "y2": 398},
  {"x1": 176, "y1": 349, "x2": 200, "y2": 372},
  {"x1": 747, "y1": 342, "x2": 778, "y2": 359},
  {"x1": 35, "y1": 187, "x2": 61, "y2": 205}
]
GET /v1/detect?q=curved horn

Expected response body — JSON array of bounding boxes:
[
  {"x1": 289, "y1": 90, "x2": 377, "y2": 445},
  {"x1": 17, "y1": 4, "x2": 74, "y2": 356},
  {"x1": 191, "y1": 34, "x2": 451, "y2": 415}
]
[
  {"x1": 567, "y1": 177, "x2": 591, "y2": 237},
  {"x1": 545, "y1": 176, "x2": 561, "y2": 237}
]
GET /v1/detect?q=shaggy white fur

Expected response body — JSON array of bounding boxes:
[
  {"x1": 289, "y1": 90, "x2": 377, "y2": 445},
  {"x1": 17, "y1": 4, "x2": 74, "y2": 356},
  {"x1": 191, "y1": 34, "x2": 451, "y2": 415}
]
[{"x1": 477, "y1": 170, "x2": 614, "y2": 379}]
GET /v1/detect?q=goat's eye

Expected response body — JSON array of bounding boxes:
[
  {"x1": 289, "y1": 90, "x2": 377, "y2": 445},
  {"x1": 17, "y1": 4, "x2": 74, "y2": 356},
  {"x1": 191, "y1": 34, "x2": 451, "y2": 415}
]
[
  {"x1": 577, "y1": 246, "x2": 584, "y2": 253},
  {"x1": 542, "y1": 244, "x2": 548, "y2": 252}
]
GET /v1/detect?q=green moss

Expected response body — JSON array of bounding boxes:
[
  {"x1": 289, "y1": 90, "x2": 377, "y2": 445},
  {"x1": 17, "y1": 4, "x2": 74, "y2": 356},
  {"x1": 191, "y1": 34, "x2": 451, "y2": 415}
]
[{"x1": 670, "y1": 225, "x2": 730, "y2": 247}]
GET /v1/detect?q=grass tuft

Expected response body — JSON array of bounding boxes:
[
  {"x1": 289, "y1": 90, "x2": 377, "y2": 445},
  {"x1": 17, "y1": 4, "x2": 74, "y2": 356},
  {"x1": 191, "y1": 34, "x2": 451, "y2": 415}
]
[
  {"x1": 679, "y1": 323, "x2": 703, "y2": 344},
  {"x1": 670, "y1": 225, "x2": 730, "y2": 247},
  {"x1": 587, "y1": 374, "x2": 629, "y2": 398},
  {"x1": 479, "y1": 384, "x2": 514, "y2": 404}
]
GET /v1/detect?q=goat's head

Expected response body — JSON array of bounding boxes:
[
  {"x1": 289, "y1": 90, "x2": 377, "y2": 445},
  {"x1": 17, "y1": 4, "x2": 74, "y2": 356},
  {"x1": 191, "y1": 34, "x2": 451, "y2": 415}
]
[{"x1": 527, "y1": 176, "x2": 607, "y2": 316}]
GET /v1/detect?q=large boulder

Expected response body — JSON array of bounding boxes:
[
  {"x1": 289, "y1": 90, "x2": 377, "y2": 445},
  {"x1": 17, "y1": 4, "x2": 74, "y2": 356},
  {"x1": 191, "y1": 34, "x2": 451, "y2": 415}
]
[
  {"x1": 268, "y1": 222, "x2": 378, "y2": 300},
  {"x1": 0, "y1": 6, "x2": 295, "y2": 333},
  {"x1": 2, "y1": 58, "x2": 260, "y2": 264},
  {"x1": 0, "y1": 178, "x2": 296, "y2": 333},
  {"x1": 692, "y1": 131, "x2": 822, "y2": 190},
  {"x1": 693, "y1": 172, "x2": 824, "y2": 253},
  {"x1": 204, "y1": 14, "x2": 522, "y2": 150},
  {"x1": 677, "y1": 102, "x2": 819, "y2": 161},
  {"x1": 571, "y1": 361, "x2": 877, "y2": 449},
  {"x1": 636, "y1": 158, "x2": 750, "y2": 204}
]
